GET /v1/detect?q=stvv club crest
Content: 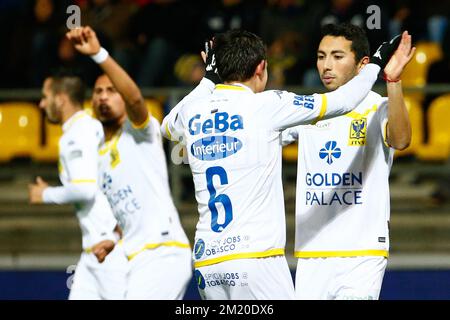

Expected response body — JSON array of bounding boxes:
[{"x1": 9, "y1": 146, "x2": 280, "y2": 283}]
[{"x1": 348, "y1": 118, "x2": 367, "y2": 146}]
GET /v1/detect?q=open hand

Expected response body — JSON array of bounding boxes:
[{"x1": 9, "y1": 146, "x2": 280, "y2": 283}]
[{"x1": 384, "y1": 31, "x2": 416, "y2": 82}]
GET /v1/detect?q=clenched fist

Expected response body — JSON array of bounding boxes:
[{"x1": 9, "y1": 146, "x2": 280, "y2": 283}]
[{"x1": 66, "y1": 26, "x2": 101, "y2": 56}]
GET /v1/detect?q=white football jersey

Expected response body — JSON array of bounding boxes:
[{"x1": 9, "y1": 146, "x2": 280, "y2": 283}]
[
  {"x1": 282, "y1": 91, "x2": 394, "y2": 258},
  {"x1": 162, "y1": 64, "x2": 380, "y2": 268},
  {"x1": 44, "y1": 110, "x2": 118, "y2": 250},
  {"x1": 98, "y1": 115, "x2": 190, "y2": 259}
]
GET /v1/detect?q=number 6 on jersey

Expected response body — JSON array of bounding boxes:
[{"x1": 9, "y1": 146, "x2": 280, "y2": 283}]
[{"x1": 206, "y1": 166, "x2": 233, "y2": 232}]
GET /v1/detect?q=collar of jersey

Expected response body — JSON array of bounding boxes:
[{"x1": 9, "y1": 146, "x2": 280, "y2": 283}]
[
  {"x1": 214, "y1": 83, "x2": 253, "y2": 93},
  {"x1": 99, "y1": 128, "x2": 123, "y2": 155},
  {"x1": 345, "y1": 104, "x2": 378, "y2": 119},
  {"x1": 62, "y1": 110, "x2": 87, "y2": 132}
]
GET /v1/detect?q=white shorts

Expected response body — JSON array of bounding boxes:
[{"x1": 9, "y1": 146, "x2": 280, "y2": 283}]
[
  {"x1": 68, "y1": 244, "x2": 128, "y2": 300},
  {"x1": 195, "y1": 256, "x2": 295, "y2": 300},
  {"x1": 125, "y1": 246, "x2": 192, "y2": 300},
  {"x1": 295, "y1": 256, "x2": 387, "y2": 300}
]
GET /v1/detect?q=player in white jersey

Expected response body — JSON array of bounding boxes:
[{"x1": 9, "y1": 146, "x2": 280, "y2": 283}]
[
  {"x1": 281, "y1": 24, "x2": 415, "y2": 300},
  {"x1": 65, "y1": 26, "x2": 192, "y2": 299},
  {"x1": 29, "y1": 73, "x2": 127, "y2": 299},
  {"x1": 162, "y1": 29, "x2": 402, "y2": 300}
]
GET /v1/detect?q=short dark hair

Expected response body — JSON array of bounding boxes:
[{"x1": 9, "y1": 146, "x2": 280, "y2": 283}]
[
  {"x1": 48, "y1": 69, "x2": 86, "y2": 106},
  {"x1": 214, "y1": 29, "x2": 267, "y2": 82},
  {"x1": 321, "y1": 23, "x2": 370, "y2": 62}
]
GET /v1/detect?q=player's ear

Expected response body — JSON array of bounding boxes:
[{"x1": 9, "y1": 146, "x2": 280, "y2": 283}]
[
  {"x1": 357, "y1": 56, "x2": 370, "y2": 73},
  {"x1": 255, "y1": 60, "x2": 266, "y2": 78},
  {"x1": 54, "y1": 94, "x2": 63, "y2": 108},
  {"x1": 55, "y1": 92, "x2": 68, "y2": 108}
]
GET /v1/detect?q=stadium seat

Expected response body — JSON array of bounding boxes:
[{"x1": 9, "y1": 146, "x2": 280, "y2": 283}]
[
  {"x1": 0, "y1": 102, "x2": 41, "y2": 162},
  {"x1": 401, "y1": 41, "x2": 443, "y2": 102},
  {"x1": 402, "y1": 41, "x2": 443, "y2": 87},
  {"x1": 416, "y1": 94, "x2": 450, "y2": 162},
  {"x1": 145, "y1": 98, "x2": 164, "y2": 123},
  {"x1": 394, "y1": 95, "x2": 424, "y2": 158},
  {"x1": 33, "y1": 120, "x2": 62, "y2": 162},
  {"x1": 282, "y1": 142, "x2": 298, "y2": 162}
]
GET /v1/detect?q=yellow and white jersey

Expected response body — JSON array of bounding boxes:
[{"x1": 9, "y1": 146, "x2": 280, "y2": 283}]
[
  {"x1": 43, "y1": 110, "x2": 118, "y2": 250},
  {"x1": 282, "y1": 91, "x2": 394, "y2": 259},
  {"x1": 163, "y1": 64, "x2": 381, "y2": 268},
  {"x1": 98, "y1": 116, "x2": 190, "y2": 259}
]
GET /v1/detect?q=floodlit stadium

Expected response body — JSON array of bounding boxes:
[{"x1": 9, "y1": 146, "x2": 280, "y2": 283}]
[{"x1": 0, "y1": 0, "x2": 449, "y2": 300}]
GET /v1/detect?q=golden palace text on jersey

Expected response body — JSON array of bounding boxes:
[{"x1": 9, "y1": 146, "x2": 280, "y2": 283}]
[{"x1": 282, "y1": 91, "x2": 394, "y2": 258}]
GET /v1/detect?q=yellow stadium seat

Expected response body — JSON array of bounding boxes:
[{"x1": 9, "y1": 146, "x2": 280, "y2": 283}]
[
  {"x1": 33, "y1": 120, "x2": 62, "y2": 162},
  {"x1": 416, "y1": 94, "x2": 450, "y2": 162},
  {"x1": 282, "y1": 142, "x2": 298, "y2": 162},
  {"x1": 402, "y1": 41, "x2": 443, "y2": 87},
  {"x1": 394, "y1": 95, "x2": 424, "y2": 158},
  {"x1": 0, "y1": 102, "x2": 41, "y2": 162},
  {"x1": 145, "y1": 98, "x2": 164, "y2": 123},
  {"x1": 401, "y1": 41, "x2": 443, "y2": 102}
]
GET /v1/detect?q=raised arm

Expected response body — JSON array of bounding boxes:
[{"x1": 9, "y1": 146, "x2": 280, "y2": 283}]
[
  {"x1": 270, "y1": 32, "x2": 408, "y2": 131},
  {"x1": 66, "y1": 26, "x2": 148, "y2": 126},
  {"x1": 382, "y1": 31, "x2": 415, "y2": 150}
]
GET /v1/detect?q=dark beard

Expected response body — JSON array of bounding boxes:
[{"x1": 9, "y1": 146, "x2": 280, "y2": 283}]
[{"x1": 100, "y1": 118, "x2": 119, "y2": 127}]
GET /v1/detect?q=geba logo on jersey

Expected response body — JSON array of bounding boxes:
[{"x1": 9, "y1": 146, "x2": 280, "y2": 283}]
[
  {"x1": 188, "y1": 112, "x2": 243, "y2": 135},
  {"x1": 189, "y1": 112, "x2": 243, "y2": 161},
  {"x1": 319, "y1": 141, "x2": 341, "y2": 164}
]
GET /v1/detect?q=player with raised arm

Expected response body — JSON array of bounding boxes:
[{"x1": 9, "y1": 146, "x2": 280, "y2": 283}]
[
  {"x1": 161, "y1": 29, "x2": 402, "y2": 299},
  {"x1": 282, "y1": 23, "x2": 414, "y2": 300},
  {"x1": 65, "y1": 26, "x2": 192, "y2": 299},
  {"x1": 29, "y1": 72, "x2": 127, "y2": 300}
]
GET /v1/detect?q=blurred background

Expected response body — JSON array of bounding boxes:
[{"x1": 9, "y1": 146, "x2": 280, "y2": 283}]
[{"x1": 0, "y1": 0, "x2": 449, "y2": 299}]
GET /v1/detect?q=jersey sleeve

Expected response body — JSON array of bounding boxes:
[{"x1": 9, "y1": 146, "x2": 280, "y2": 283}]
[
  {"x1": 42, "y1": 123, "x2": 100, "y2": 204},
  {"x1": 266, "y1": 64, "x2": 381, "y2": 131},
  {"x1": 162, "y1": 78, "x2": 215, "y2": 142},
  {"x1": 321, "y1": 64, "x2": 381, "y2": 120},
  {"x1": 123, "y1": 111, "x2": 155, "y2": 143},
  {"x1": 281, "y1": 127, "x2": 299, "y2": 146}
]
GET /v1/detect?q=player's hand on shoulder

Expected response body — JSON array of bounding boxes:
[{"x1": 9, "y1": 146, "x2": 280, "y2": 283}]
[{"x1": 66, "y1": 26, "x2": 101, "y2": 56}]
